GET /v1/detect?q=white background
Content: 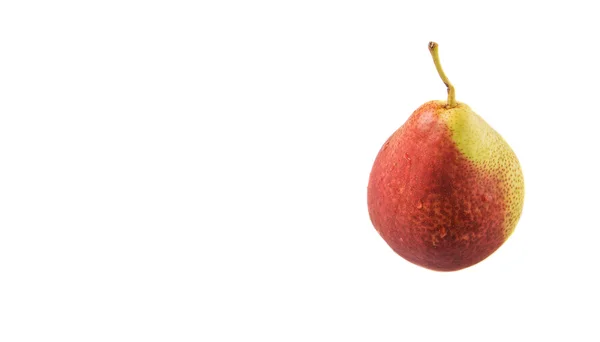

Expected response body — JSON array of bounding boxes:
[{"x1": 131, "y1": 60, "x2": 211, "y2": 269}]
[{"x1": 1, "y1": 1, "x2": 599, "y2": 341}]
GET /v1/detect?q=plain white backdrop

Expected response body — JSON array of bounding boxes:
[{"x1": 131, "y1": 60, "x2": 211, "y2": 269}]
[{"x1": 1, "y1": 1, "x2": 599, "y2": 341}]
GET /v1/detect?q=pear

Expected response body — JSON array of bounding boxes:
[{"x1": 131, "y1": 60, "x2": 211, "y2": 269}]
[{"x1": 367, "y1": 42, "x2": 524, "y2": 272}]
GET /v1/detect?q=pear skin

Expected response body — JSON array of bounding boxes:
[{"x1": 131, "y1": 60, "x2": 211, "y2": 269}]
[{"x1": 367, "y1": 43, "x2": 524, "y2": 271}]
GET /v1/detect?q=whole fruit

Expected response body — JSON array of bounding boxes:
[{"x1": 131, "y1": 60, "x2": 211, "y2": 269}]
[{"x1": 367, "y1": 42, "x2": 524, "y2": 271}]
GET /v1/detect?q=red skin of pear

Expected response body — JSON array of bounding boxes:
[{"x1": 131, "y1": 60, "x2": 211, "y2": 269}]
[{"x1": 367, "y1": 101, "x2": 512, "y2": 271}]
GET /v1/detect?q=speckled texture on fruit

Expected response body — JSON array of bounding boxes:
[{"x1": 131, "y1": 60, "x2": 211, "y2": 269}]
[{"x1": 367, "y1": 101, "x2": 524, "y2": 271}]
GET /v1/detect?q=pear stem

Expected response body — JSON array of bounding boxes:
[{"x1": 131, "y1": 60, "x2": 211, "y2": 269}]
[{"x1": 428, "y1": 42, "x2": 457, "y2": 108}]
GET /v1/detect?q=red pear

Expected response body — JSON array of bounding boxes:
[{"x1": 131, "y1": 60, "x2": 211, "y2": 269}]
[{"x1": 367, "y1": 42, "x2": 524, "y2": 271}]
